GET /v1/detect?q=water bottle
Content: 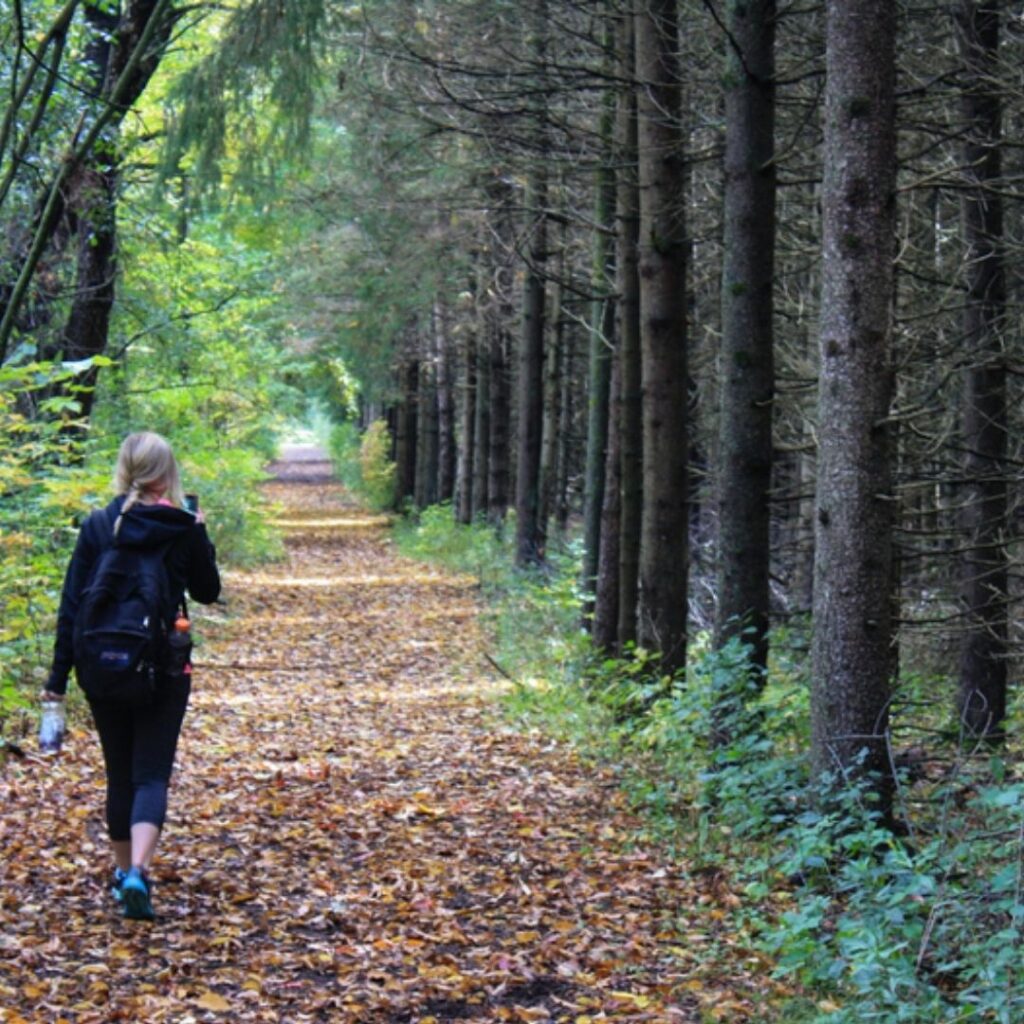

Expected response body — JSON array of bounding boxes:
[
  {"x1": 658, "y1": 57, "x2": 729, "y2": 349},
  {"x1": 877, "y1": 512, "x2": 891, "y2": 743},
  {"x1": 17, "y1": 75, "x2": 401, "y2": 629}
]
[
  {"x1": 167, "y1": 613, "x2": 193, "y2": 679},
  {"x1": 38, "y1": 699, "x2": 65, "y2": 755}
]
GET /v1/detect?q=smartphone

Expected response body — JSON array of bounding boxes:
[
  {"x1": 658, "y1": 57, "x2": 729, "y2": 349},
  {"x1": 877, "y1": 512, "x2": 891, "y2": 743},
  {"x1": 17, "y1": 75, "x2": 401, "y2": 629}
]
[{"x1": 184, "y1": 493, "x2": 199, "y2": 514}]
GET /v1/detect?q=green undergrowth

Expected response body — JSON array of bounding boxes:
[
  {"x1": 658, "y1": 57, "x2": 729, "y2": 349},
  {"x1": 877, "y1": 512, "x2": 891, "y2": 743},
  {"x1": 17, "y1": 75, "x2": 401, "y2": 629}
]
[
  {"x1": 327, "y1": 419, "x2": 397, "y2": 512},
  {"x1": 395, "y1": 505, "x2": 1024, "y2": 1024}
]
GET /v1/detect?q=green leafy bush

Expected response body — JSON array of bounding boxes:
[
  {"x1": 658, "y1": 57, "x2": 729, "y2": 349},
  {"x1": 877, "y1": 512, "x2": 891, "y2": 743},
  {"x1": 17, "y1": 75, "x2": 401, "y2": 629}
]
[
  {"x1": 358, "y1": 420, "x2": 397, "y2": 511},
  {"x1": 328, "y1": 419, "x2": 396, "y2": 511}
]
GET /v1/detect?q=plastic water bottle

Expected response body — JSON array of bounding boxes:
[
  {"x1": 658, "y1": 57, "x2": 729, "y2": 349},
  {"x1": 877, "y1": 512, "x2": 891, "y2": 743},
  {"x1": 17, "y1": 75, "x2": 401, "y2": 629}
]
[
  {"x1": 38, "y1": 699, "x2": 65, "y2": 755},
  {"x1": 167, "y1": 613, "x2": 193, "y2": 678}
]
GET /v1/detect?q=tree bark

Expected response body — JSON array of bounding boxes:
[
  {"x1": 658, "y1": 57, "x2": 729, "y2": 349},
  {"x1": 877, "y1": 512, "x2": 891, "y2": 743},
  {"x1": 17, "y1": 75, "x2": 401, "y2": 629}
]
[
  {"x1": 594, "y1": 346, "x2": 623, "y2": 652},
  {"x1": 472, "y1": 320, "x2": 491, "y2": 520},
  {"x1": 488, "y1": 316, "x2": 511, "y2": 528},
  {"x1": 955, "y1": 0, "x2": 1007, "y2": 740},
  {"x1": 514, "y1": 0, "x2": 549, "y2": 566},
  {"x1": 487, "y1": 179, "x2": 515, "y2": 527},
  {"x1": 811, "y1": 0, "x2": 897, "y2": 792},
  {"x1": 714, "y1": 0, "x2": 776, "y2": 677},
  {"x1": 456, "y1": 314, "x2": 476, "y2": 524},
  {"x1": 538, "y1": 221, "x2": 566, "y2": 540},
  {"x1": 635, "y1": 0, "x2": 689, "y2": 672},
  {"x1": 394, "y1": 357, "x2": 419, "y2": 508},
  {"x1": 554, "y1": 314, "x2": 575, "y2": 538},
  {"x1": 581, "y1": 86, "x2": 617, "y2": 619},
  {"x1": 415, "y1": 334, "x2": 439, "y2": 508},
  {"x1": 617, "y1": 15, "x2": 642, "y2": 649},
  {"x1": 436, "y1": 296, "x2": 456, "y2": 504}
]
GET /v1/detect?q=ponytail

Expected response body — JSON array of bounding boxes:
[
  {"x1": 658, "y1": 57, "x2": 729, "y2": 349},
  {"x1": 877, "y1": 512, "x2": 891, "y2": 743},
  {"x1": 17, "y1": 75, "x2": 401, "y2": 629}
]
[{"x1": 112, "y1": 432, "x2": 185, "y2": 530}]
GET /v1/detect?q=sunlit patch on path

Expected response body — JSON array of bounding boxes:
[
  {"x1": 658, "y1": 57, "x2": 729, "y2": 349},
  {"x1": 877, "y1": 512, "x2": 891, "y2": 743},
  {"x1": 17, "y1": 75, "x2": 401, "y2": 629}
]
[{"x1": 0, "y1": 446, "x2": 775, "y2": 1022}]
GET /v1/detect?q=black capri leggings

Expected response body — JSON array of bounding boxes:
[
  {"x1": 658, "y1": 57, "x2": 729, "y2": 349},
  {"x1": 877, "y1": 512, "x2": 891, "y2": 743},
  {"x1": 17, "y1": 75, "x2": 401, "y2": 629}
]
[{"x1": 88, "y1": 678, "x2": 191, "y2": 840}]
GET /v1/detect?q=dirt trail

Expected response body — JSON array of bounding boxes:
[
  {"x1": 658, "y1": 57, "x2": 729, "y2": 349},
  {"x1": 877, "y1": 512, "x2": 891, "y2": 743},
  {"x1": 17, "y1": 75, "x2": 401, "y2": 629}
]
[{"x1": 0, "y1": 452, "x2": 770, "y2": 1022}]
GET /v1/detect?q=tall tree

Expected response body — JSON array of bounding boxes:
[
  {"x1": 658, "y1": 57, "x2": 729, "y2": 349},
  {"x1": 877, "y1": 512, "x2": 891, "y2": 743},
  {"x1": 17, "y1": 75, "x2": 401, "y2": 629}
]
[
  {"x1": 714, "y1": 0, "x2": 776, "y2": 678},
  {"x1": 810, "y1": 0, "x2": 897, "y2": 791},
  {"x1": 581, "y1": 63, "x2": 617, "y2": 621},
  {"x1": 634, "y1": 0, "x2": 689, "y2": 672},
  {"x1": 955, "y1": 0, "x2": 1007, "y2": 739},
  {"x1": 616, "y1": 15, "x2": 642, "y2": 650},
  {"x1": 514, "y1": 0, "x2": 550, "y2": 566}
]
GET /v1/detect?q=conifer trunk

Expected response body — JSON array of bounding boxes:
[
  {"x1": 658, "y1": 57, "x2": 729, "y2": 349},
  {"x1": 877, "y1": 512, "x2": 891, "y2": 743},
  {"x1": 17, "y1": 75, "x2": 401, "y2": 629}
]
[
  {"x1": 811, "y1": 0, "x2": 897, "y2": 789},
  {"x1": 514, "y1": 0, "x2": 549, "y2": 566},
  {"x1": 955, "y1": 0, "x2": 1007, "y2": 739},
  {"x1": 456, "y1": 319, "x2": 476, "y2": 524},
  {"x1": 436, "y1": 297, "x2": 456, "y2": 504},
  {"x1": 594, "y1": 348, "x2": 623, "y2": 652},
  {"x1": 714, "y1": 0, "x2": 776, "y2": 674},
  {"x1": 395, "y1": 358, "x2": 419, "y2": 508},
  {"x1": 472, "y1": 324, "x2": 491, "y2": 520},
  {"x1": 617, "y1": 15, "x2": 642, "y2": 648},
  {"x1": 582, "y1": 102, "x2": 617, "y2": 618},
  {"x1": 635, "y1": 0, "x2": 689, "y2": 672}
]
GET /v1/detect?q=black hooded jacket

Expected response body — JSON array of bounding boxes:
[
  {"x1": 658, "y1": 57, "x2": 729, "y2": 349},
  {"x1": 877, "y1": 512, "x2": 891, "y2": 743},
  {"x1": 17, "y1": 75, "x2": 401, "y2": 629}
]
[{"x1": 45, "y1": 496, "x2": 220, "y2": 695}]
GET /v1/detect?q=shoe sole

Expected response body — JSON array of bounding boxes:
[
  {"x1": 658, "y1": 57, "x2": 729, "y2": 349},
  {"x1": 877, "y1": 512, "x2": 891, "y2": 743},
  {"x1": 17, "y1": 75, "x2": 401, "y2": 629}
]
[{"x1": 122, "y1": 882, "x2": 155, "y2": 921}]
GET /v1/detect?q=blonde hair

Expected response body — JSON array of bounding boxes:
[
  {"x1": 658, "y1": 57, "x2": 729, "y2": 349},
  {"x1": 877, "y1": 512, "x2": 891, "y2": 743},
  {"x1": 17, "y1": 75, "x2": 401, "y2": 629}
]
[{"x1": 114, "y1": 432, "x2": 185, "y2": 516}]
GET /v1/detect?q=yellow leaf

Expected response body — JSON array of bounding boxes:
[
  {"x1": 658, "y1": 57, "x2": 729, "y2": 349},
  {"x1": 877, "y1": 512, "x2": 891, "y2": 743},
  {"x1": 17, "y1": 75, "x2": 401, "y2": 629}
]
[
  {"x1": 515, "y1": 930, "x2": 541, "y2": 943},
  {"x1": 194, "y1": 990, "x2": 232, "y2": 1012},
  {"x1": 610, "y1": 991, "x2": 650, "y2": 1007}
]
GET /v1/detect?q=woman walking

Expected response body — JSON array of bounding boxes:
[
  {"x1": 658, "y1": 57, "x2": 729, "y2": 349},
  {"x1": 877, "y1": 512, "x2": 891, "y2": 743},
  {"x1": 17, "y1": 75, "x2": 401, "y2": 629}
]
[{"x1": 43, "y1": 432, "x2": 220, "y2": 920}]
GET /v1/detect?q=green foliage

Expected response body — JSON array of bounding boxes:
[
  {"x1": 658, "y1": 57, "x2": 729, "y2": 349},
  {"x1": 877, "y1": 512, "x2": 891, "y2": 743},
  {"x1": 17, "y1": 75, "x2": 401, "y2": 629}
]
[
  {"x1": 161, "y1": 0, "x2": 329, "y2": 199},
  {"x1": 328, "y1": 419, "x2": 397, "y2": 512},
  {"x1": 327, "y1": 420, "x2": 362, "y2": 494},
  {"x1": 358, "y1": 421, "x2": 397, "y2": 512},
  {"x1": 0, "y1": 361, "x2": 102, "y2": 727}
]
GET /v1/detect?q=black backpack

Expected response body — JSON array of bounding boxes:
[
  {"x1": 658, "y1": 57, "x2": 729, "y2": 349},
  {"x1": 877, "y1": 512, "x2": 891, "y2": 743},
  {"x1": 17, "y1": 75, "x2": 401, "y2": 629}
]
[{"x1": 72, "y1": 509, "x2": 177, "y2": 705}]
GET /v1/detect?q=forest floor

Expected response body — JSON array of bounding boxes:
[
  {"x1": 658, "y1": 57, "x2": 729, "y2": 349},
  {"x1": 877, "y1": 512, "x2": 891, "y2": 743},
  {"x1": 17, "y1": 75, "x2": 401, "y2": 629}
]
[{"x1": 0, "y1": 449, "x2": 789, "y2": 1023}]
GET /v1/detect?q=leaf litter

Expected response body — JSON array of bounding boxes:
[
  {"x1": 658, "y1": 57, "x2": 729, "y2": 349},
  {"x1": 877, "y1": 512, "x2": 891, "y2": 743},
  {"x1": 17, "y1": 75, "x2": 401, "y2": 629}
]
[{"x1": 0, "y1": 472, "x2": 787, "y2": 1023}]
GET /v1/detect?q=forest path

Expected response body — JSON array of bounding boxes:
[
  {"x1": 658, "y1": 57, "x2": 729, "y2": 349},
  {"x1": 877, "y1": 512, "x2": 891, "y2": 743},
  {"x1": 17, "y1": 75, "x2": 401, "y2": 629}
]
[{"x1": 1, "y1": 451, "x2": 774, "y2": 1023}]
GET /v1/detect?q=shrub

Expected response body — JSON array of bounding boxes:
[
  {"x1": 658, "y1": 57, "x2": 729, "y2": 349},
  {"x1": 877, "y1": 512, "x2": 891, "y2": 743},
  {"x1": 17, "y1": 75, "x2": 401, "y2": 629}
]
[{"x1": 358, "y1": 420, "x2": 397, "y2": 511}]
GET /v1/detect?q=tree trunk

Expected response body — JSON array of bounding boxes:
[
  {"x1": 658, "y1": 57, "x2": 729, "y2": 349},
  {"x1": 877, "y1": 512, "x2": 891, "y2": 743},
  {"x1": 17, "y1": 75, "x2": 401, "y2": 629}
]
[
  {"x1": 436, "y1": 297, "x2": 456, "y2": 504},
  {"x1": 472, "y1": 321, "x2": 491, "y2": 520},
  {"x1": 617, "y1": 15, "x2": 642, "y2": 649},
  {"x1": 394, "y1": 358, "x2": 419, "y2": 508},
  {"x1": 811, "y1": 0, "x2": 897, "y2": 792},
  {"x1": 554, "y1": 314, "x2": 576, "y2": 538},
  {"x1": 581, "y1": 81, "x2": 617, "y2": 619},
  {"x1": 456, "y1": 316, "x2": 476, "y2": 524},
  {"x1": 714, "y1": 0, "x2": 776, "y2": 677},
  {"x1": 635, "y1": 0, "x2": 689, "y2": 672},
  {"x1": 538, "y1": 223, "x2": 565, "y2": 540},
  {"x1": 955, "y1": 0, "x2": 1007, "y2": 740},
  {"x1": 415, "y1": 336, "x2": 439, "y2": 508},
  {"x1": 59, "y1": 162, "x2": 117, "y2": 421},
  {"x1": 594, "y1": 346, "x2": 623, "y2": 652},
  {"x1": 514, "y1": 0, "x2": 549, "y2": 567},
  {"x1": 488, "y1": 182, "x2": 516, "y2": 528}
]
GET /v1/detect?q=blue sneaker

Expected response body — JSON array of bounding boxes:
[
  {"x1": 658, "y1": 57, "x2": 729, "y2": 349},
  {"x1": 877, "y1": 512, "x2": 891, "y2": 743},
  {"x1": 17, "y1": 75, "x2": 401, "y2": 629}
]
[
  {"x1": 111, "y1": 867, "x2": 128, "y2": 903},
  {"x1": 121, "y1": 867, "x2": 155, "y2": 921}
]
